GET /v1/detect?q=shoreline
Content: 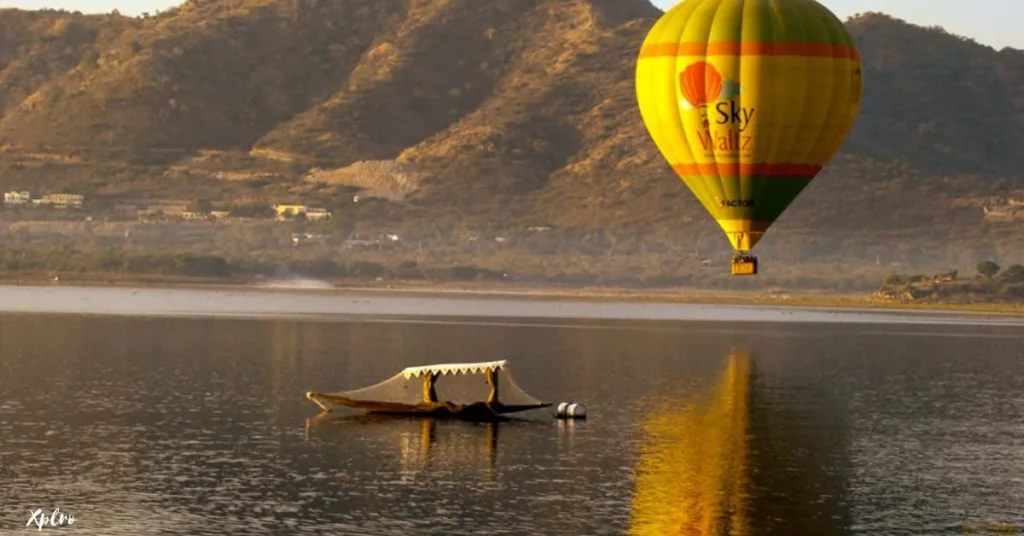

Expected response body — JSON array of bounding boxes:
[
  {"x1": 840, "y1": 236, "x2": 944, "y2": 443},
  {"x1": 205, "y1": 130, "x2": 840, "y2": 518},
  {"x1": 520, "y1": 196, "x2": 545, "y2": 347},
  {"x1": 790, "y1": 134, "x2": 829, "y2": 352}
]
[{"x1": 2, "y1": 275, "x2": 1023, "y2": 318}]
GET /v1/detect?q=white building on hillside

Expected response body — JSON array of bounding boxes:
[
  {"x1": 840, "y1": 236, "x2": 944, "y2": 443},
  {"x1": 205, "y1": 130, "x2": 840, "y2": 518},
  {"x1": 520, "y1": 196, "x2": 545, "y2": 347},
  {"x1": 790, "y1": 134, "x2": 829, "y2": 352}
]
[
  {"x1": 35, "y1": 193, "x2": 84, "y2": 208},
  {"x1": 3, "y1": 191, "x2": 31, "y2": 205}
]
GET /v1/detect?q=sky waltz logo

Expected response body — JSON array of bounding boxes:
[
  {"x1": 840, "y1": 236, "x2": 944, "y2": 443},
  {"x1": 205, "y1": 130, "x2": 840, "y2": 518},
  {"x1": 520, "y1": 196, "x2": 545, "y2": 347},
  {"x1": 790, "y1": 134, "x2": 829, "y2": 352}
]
[
  {"x1": 27, "y1": 508, "x2": 75, "y2": 531},
  {"x1": 678, "y1": 61, "x2": 741, "y2": 111},
  {"x1": 678, "y1": 61, "x2": 754, "y2": 154}
]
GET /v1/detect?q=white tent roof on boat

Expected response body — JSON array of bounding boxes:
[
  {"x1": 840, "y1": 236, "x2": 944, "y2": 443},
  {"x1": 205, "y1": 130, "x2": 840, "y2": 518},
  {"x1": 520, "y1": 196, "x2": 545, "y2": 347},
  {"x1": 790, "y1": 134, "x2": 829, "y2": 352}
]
[
  {"x1": 401, "y1": 360, "x2": 507, "y2": 379},
  {"x1": 305, "y1": 359, "x2": 548, "y2": 416}
]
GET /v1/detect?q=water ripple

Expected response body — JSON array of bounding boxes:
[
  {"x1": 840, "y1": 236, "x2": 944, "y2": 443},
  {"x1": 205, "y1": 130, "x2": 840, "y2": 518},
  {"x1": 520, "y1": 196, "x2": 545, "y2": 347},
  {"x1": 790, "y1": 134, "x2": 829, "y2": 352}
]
[{"x1": 1, "y1": 310, "x2": 1023, "y2": 534}]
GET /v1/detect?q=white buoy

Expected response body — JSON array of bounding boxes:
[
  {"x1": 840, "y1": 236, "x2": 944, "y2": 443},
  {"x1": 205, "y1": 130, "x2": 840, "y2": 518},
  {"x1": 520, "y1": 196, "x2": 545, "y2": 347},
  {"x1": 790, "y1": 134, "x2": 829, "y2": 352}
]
[{"x1": 555, "y1": 402, "x2": 587, "y2": 419}]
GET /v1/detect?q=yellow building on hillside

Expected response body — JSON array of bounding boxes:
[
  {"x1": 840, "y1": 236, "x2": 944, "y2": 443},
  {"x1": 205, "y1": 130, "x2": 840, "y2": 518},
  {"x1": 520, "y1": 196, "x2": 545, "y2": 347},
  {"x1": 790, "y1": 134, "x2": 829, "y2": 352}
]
[
  {"x1": 36, "y1": 193, "x2": 84, "y2": 208},
  {"x1": 272, "y1": 204, "x2": 331, "y2": 221}
]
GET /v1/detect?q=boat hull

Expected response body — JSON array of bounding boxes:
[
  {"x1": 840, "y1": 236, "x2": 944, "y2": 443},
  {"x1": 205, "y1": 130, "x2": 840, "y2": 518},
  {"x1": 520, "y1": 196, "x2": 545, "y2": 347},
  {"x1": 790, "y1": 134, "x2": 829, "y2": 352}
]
[{"x1": 305, "y1": 392, "x2": 550, "y2": 422}]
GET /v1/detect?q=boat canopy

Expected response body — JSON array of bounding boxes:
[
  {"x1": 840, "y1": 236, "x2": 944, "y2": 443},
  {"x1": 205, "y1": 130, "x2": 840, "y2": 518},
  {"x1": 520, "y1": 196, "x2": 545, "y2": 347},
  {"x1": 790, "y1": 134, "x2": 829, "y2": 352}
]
[
  {"x1": 401, "y1": 360, "x2": 507, "y2": 379},
  {"x1": 306, "y1": 358, "x2": 549, "y2": 419}
]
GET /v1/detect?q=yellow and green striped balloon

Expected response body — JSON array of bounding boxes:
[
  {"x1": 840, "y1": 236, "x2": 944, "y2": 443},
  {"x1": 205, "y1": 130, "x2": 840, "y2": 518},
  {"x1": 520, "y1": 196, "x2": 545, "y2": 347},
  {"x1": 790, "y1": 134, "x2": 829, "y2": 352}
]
[{"x1": 636, "y1": 0, "x2": 863, "y2": 253}]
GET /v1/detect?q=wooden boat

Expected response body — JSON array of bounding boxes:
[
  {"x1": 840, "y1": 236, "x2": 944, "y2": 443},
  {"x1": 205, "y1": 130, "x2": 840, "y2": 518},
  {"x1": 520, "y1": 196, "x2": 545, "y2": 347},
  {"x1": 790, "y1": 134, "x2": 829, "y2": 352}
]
[{"x1": 305, "y1": 360, "x2": 551, "y2": 421}]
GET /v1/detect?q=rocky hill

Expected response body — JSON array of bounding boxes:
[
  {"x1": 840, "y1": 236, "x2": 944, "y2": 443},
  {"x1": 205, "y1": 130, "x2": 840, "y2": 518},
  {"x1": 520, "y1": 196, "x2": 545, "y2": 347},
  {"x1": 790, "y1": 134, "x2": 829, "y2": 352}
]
[{"x1": 1, "y1": 0, "x2": 1023, "y2": 268}]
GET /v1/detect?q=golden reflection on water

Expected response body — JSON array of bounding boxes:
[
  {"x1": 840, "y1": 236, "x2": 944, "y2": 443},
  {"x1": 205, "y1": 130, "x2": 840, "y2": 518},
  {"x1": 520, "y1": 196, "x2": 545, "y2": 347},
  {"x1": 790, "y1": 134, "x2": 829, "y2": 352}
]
[{"x1": 629, "y1": 349, "x2": 752, "y2": 536}]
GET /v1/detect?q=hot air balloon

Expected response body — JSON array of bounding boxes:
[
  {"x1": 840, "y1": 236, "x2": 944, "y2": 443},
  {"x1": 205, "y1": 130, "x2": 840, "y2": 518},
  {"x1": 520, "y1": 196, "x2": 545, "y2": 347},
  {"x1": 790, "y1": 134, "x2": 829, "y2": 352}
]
[{"x1": 635, "y1": 0, "x2": 863, "y2": 275}]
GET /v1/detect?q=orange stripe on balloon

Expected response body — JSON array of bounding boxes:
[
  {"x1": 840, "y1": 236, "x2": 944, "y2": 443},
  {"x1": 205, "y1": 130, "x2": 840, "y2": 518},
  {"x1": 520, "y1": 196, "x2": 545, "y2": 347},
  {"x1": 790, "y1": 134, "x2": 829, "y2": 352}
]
[
  {"x1": 639, "y1": 41, "x2": 859, "y2": 60},
  {"x1": 672, "y1": 163, "x2": 822, "y2": 177}
]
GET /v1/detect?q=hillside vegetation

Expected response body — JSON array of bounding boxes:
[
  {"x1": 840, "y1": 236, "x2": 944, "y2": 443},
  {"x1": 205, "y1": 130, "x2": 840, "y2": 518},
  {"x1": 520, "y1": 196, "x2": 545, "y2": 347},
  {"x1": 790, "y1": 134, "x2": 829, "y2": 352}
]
[{"x1": 1, "y1": 1, "x2": 1023, "y2": 284}]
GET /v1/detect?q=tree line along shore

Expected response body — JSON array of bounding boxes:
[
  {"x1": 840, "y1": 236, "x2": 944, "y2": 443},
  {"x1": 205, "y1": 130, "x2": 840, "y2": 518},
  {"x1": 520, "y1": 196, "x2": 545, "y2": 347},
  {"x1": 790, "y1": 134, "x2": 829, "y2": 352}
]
[{"x1": 2, "y1": 240, "x2": 1022, "y2": 309}]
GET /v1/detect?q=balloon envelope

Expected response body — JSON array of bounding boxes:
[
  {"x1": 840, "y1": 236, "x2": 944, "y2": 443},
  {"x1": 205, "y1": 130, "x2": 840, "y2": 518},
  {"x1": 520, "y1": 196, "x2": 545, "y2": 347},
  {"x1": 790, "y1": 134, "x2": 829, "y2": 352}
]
[{"x1": 635, "y1": 0, "x2": 863, "y2": 252}]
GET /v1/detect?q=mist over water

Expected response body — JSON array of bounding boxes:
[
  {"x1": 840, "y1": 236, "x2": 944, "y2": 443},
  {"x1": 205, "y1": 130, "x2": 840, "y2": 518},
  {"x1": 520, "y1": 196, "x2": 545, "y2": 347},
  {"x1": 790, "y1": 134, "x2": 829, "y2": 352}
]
[
  {"x1": 257, "y1": 277, "x2": 335, "y2": 290},
  {"x1": 2, "y1": 284, "x2": 1023, "y2": 326},
  {"x1": 255, "y1": 266, "x2": 336, "y2": 290}
]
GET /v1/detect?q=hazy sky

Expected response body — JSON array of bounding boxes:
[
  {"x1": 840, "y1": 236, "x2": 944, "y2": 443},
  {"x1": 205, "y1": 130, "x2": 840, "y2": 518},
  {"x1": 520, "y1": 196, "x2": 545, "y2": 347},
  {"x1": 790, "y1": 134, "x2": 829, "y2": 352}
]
[{"x1": 1, "y1": 0, "x2": 1020, "y2": 50}]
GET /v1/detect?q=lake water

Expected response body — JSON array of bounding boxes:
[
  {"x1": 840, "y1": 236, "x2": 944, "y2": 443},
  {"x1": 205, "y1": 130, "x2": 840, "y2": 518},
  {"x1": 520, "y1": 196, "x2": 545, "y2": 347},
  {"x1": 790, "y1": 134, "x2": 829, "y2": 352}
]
[{"x1": 1, "y1": 285, "x2": 1023, "y2": 535}]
